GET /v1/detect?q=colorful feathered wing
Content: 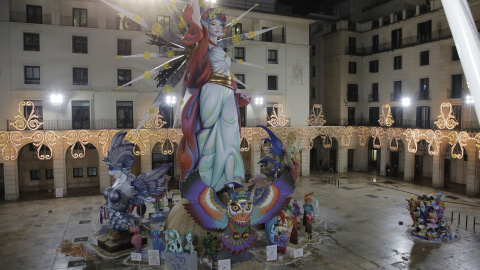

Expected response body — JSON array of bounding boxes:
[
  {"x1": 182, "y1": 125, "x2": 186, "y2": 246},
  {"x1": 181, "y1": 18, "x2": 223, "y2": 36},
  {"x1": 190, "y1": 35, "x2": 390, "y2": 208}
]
[
  {"x1": 132, "y1": 163, "x2": 172, "y2": 204},
  {"x1": 180, "y1": 170, "x2": 228, "y2": 229},
  {"x1": 250, "y1": 169, "x2": 296, "y2": 226}
]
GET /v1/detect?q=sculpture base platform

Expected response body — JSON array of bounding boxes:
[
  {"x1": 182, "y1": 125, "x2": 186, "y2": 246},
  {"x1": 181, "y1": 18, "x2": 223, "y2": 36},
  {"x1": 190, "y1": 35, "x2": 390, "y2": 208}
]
[
  {"x1": 96, "y1": 232, "x2": 147, "y2": 253},
  {"x1": 164, "y1": 251, "x2": 197, "y2": 270}
]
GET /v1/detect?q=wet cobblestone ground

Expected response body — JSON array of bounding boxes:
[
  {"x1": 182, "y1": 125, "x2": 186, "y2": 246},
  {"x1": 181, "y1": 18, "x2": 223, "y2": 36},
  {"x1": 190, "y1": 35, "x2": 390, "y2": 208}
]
[{"x1": 1, "y1": 172, "x2": 479, "y2": 269}]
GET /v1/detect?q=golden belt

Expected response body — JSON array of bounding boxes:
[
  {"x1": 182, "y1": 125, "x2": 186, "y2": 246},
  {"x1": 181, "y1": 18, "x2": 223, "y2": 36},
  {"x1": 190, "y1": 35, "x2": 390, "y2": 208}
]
[{"x1": 208, "y1": 72, "x2": 233, "y2": 89}]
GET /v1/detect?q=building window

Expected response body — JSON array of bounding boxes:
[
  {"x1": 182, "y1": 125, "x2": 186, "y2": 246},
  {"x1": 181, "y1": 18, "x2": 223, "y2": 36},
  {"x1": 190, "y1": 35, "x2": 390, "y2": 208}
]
[
  {"x1": 452, "y1": 105, "x2": 462, "y2": 129},
  {"x1": 369, "y1": 60, "x2": 379, "y2": 73},
  {"x1": 452, "y1": 46, "x2": 460, "y2": 61},
  {"x1": 239, "y1": 107, "x2": 246, "y2": 127},
  {"x1": 24, "y1": 66, "x2": 40, "y2": 84},
  {"x1": 73, "y1": 67, "x2": 88, "y2": 85},
  {"x1": 267, "y1": 75, "x2": 278, "y2": 90},
  {"x1": 348, "y1": 62, "x2": 357, "y2": 74},
  {"x1": 46, "y1": 169, "x2": 54, "y2": 179},
  {"x1": 393, "y1": 55, "x2": 402, "y2": 70},
  {"x1": 310, "y1": 87, "x2": 315, "y2": 99},
  {"x1": 372, "y1": 35, "x2": 379, "y2": 53},
  {"x1": 24, "y1": 32, "x2": 40, "y2": 51},
  {"x1": 73, "y1": 8, "x2": 87, "y2": 27},
  {"x1": 391, "y1": 28, "x2": 402, "y2": 49},
  {"x1": 420, "y1": 50, "x2": 429, "y2": 66},
  {"x1": 311, "y1": 66, "x2": 315, "y2": 77},
  {"x1": 262, "y1": 27, "x2": 273, "y2": 42},
  {"x1": 26, "y1": 5, "x2": 42, "y2": 24},
  {"x1": 231, "y1": 23, "x2": 242, "y2": 35},
  {"x1": 417, "y1": 20, "x2": 432, "y2": 43},
  {"x1": 72, "y1": 36, "x2": 88, "y2": 54},
  {"x1": 30, "y1": 170, "x2": 41, "y2": 180},
  {"x1": 158, "y1": 16, "x2": 170, "y2": 32},
  {"x1": 117, "y1": 69, "x2": 132, "y2": 87},
  {"x1": 310, "y1": 46, "x2": 316, "y2": 57},
  {"x1": 348, "y1": 107, "x2": 355, "y2": 125},
  {"x1": 117, "y1": 39, "x2": 132, "y2": 56},
  {"x1": 73, "y1": 168, "x2": 83, "y2": 178},
  {"x1": 234, "y1": 47, "x2": 245, "y2": 61},
  {"x1": 416, "y1": 106, "x2": 431, "y2": 129},
  {"x1": 347, "y1": 84, "x2": 358, "y2": 102},
  {"x1": 72, "y1": 100, "x2": 90, "y2": 129},
  {"x1": 451, "y1": 74, "x2": 463, "y2": 99},
  {"x1": 369, "y1": 107, "x2": 380, "y2": 126},
  {"x1": 87, "y1": 167, "x2": 97, "y2": 177},
  {"x1": 267, "y1": 50, "x2": 277, "y2": 64},
  {"x1": 159, "y1": 106, "x2": 174, "y2": 128},
  {"x1": 370, "y1": 83, "x2": 378, "y2": 102},
  {"x1": 419, "y1": 78, "x2": 429, "y2": 100},
  {"x1": 392, "y1": 81, "x2": 401, "y2": 101},
  {"x1": 116, "y1": 101, "x2": 134, "y2": 129},
  {"x1": 234, "y1": 74, "x2": 245, "y2": 89},
  {"x1": 391, "y1": 107, "x2": 403, "y2": 127},
  {"x1": 348, "y1": 37, "x2": 356, "y2": 54}
]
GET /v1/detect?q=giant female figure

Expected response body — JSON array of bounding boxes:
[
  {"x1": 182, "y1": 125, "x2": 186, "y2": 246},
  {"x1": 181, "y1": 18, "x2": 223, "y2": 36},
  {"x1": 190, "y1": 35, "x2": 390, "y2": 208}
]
[{"x1": 177, "y1": 2, "x2": 250, "y2": 191}]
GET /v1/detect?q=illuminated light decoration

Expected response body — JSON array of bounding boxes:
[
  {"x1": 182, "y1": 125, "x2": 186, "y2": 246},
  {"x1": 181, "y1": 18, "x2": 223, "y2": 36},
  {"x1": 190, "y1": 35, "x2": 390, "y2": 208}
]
[
  {"x1": 447, "y1": 131, "x2": 470, "y2": 159},
  {"x1": 371, "y1": 127, "x2": 384, "y2": 149},
  {"x1": 378, "y1": 104, "x2": 395, "y2": 127},
  {"x1": 10, "y1": 101, "x2": 44, "y2": 131},
  {"x1": 96, "y1": 130, "x2": 112, "y2": 157},
  {"x1": 232, "y1": 34, "x2": 242, "y2": 45},
  {"x1": 163, "y1": 63, "x2": 172, "y2": 69},
  {"x1": 357, "y1": 126, "x2": 370, "y2": 147},
  {"x1": 143, "y1": 51, "x2": 151, "y2": 59},
  {"x1": 337, "y1": 126, "x2": 353, "y2": 147},
  {"x1": 232, "y1": 19, "x2": 237, "y2": 25},
  {"x1": 321, "y1": 127, "x2": 336, "y2": 149},
  {"x1": 238, "y1": 60, "x2": 244, "y2": 65},
  {"x1": 306, "y1": 104, "x2": 326, "y2": 126},
  {"x1": 178, "y1": 17, "x2": 186, "y2": 29},
  {"x1": 133, "y1": 14, "x2": 141, "y2": 22},
  {"x1": 425, "y1": 130, "x2": 444, "y2": 156},
  {"x1": 151, "y1": 23, "x2": 163, "y2": 36},
  {"x1": 435, "y1": 102, "x2": 459, "y2": 130},
  {"x1": 64, "y1": 130, "x2": 91, "y2": 159},
  {"x1": 404, "y1": 129, "x2": 422, "y2": 153},
  {"x1": 387, "y1": 128, "x2": 402, "y2": 151},
  {"x1": 169, "y1": 0, "x2": 176, "y2": 10},
  {"x1": 127, "y1": 129, "x2": 151, "y2": 156},
  {"x1": 248, "y1": 31, "x2": 255, "y2": 38},
  {"x1": 141, "y1": 103, "x2": 166, "y2": 129},
  {"x1": 167, "y1": 49, "x2": 174, "y2": 58},
  {"x1": 162, "y1": 84, "x2": 174, "y2": 95},
  {"x1": 144, "y1": 71, "x2": 151, "y2": 79},
  {"x1": 154, "y1": 129, "x2": 182, "y2": 155},
  {"x1": 267, "y1": 104, "x2": 289, "y2": 127},
  {"x1": 240, "y1": 128, "x2": 254, "y2": 152}
]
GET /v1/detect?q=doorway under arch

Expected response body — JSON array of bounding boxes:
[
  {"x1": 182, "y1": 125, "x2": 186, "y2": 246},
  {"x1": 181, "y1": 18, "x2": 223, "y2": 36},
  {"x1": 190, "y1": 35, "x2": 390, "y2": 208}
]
[
  {"x1": 65, "y1": 143, "x2": 100, "y2": 196},
  {"x1": 152, "y1": 141, "x2": 177, "y2": 189},
  {"x1": 443, "y1": 144, "x2": 467, "y2": 193},
  {"x1": 17, "y1": 143, "x2": 54, "y2": 199}
]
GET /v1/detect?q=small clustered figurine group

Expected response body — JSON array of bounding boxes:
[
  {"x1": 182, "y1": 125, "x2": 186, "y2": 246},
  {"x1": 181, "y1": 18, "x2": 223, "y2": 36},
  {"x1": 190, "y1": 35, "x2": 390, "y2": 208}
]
[
  {"x1": 407, "y1": 193, "x2": 456, "y2": 242},
  {"x1": 164, "y1": 229, "x2": 195, "y2": 254}
]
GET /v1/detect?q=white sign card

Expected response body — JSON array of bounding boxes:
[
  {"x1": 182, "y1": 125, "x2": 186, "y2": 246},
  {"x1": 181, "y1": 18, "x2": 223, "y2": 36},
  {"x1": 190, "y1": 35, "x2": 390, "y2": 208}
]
[
  {"x1": 148, "y1": 250, "x2": 160, "y2": 265},
  {"x1": 91, "y1": 236, "x2": 98, "y2": 246},
  {"x1": 218, "y1": 259, "x2": 231, "y2": 270},
  {"x1": 294, "y1": 248, "x2": 303, "y2": 258},
  {"x1": 266, "y1": 245, "x2": 277, "y2": 261},
  {"x1": 131, "y1": 252, "x2": 142, "y2": 261},
  {"x1": 56, "y1": 188, "x2": 63, "y2": 197}
]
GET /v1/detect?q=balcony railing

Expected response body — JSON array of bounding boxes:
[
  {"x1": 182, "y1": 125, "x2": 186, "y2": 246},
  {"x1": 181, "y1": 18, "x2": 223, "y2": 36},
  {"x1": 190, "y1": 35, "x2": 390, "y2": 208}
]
[
  {"x1": 417, "y1": 90, "x2": 429, "y2": 100},
  {"x1": 390, "y1": 92, "x2": 401, "y2": 101},
  {"x1": 368, "y1": 94, "x2": 379, "y2": 102},
  {"x1": 60, "y1": 16, "x2": 98, "y2": 28},
  {"x1": 10, "y1": 11, "x2": 52, "y2": 24},
  {"x1": 260, "y1": 34, "x2": 285, "y2": 43}
]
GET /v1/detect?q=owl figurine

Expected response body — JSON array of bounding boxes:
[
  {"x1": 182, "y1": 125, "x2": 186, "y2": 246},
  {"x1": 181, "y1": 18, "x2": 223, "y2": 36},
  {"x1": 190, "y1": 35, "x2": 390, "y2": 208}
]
[{"x1": 181, "y1": 169, "x2": 295, "y2": 254}]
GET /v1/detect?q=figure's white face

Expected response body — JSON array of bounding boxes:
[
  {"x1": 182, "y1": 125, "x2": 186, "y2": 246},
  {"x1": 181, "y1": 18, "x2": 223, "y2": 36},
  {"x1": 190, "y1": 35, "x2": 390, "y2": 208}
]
[
  {"x1": 186, "y1": 233, "x2": 192, "y2": 241},
  {"x1": 208, "y1": 19, "x2": 224, "y2": 38},
  {"x1": 109, "y1": 169, "x2": 122, "y2": 179}
]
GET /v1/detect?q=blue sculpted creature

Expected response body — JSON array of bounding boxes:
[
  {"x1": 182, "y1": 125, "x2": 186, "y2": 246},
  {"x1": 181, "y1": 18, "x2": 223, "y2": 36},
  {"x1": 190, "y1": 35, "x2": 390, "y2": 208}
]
[{"x1": 102, "y1": 131, "x2": 172, "y2": 230}]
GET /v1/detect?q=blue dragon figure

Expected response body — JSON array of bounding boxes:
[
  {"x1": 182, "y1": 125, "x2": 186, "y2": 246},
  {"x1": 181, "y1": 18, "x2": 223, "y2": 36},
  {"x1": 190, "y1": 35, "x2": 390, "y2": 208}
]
[{"x1": 102, "y1": 131, "x2": 172, "y2": 230}]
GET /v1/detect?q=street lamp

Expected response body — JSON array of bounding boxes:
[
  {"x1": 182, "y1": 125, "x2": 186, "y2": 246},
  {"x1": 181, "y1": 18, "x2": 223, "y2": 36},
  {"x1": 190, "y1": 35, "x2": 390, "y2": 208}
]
[
  {"x1": 466, "y1": 95, "x2": 474, "y2": 128},
  {"x1": 401, "y1": 97, "x2": 411, "y2": 107},
  {"x1": 254, "y1": 97, "x2": 264, "y2": 105},
  {"x1": 50, "y1": 94, "x2": 63, "y2": 130},
  {"x1": 165, "y1": 95, "x2": 176, "y2": 128}
]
